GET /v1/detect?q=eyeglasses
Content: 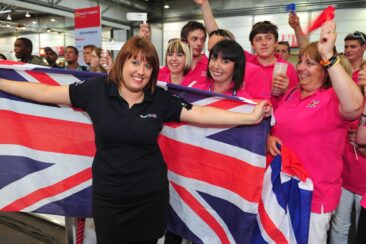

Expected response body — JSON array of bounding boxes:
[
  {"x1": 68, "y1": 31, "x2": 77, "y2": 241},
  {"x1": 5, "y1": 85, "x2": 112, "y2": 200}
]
[
  {"x1": 209, "y1": 29, "x2": 230, "y2": 38},
  {"x1": 348, "y1": 31, "x2": 366, "y2": 44}
]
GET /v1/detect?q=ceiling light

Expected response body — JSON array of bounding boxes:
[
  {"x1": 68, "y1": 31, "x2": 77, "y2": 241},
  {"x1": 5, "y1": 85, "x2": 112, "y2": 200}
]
[
  {"x1": 50, "y1": 17, "x2": 55, "y2": 22},
  {"x1": 25, "y1": 12, "x2": 30, "y2": 18},
  {"x1": 32, "y1": 20, "x2": 37, "y2": 24},
  {"x1": 46, "y1": 27, "x2": 52, "y2": 32},
  {"x1": 6, "y1": 14, "x2": 11, "y2": 21},
  {"x1": 164, "y1": 4, "x2": 170, "y2": 9}
]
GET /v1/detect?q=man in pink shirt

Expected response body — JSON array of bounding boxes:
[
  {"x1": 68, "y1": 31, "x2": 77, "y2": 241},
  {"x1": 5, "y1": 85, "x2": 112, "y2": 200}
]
[
  {"x1": 194, "y1": 0, "x2": 297, "y2": 108},
  {"x1": 247, "y1": 21, "x2": 299, "y2": 109},
  {"x1": 180, "y1": 21, "x2": 208, "y2": 84},
  {"x1": 344, "y1": 31, "x2": 366, "y2": 81}
]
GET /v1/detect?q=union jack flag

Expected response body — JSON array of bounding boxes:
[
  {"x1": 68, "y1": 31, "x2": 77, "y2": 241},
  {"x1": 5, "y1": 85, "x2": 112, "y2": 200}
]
[
  {"x1": 158, "y1": 83, "x2": 270, "y2": 243},
  {"x1": 0, "y1": 60, "x2": 103, "y2": 217},
  {"x1": 0, "y1": 61, "x2": 312, "y2": 243}
]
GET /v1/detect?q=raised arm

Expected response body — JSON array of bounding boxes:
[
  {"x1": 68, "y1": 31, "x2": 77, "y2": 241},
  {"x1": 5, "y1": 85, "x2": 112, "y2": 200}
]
[
  {"x1": 318, "y1": 21, "x2": 363, "y2": 120},
  {"x1": 288, "y1": 12, "x2": 309, "y2": 48},
  {"x1": 0, "y1": 78, "x2": 71, "y2": 105},
  {"x1": 194, "y1": 0, "x2": 219, "y2": 34},
  {"x1": 180, "y1": 100, "x2": 270, "y2": 125}
]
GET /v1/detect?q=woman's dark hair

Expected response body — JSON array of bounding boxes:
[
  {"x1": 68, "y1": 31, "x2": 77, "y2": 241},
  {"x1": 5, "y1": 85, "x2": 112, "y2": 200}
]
[
  {"x1": 207, "y1": 39, "x2": 246, "y2": 92},
  {"x1": 108, "y1": 36, "x2": 159, "y2": 93}
]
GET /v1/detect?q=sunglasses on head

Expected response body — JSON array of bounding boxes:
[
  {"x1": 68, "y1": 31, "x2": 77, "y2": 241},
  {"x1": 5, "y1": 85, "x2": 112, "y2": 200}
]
[
  {"x1": 348, "y1": 32, "x2": 366, "y2": 44},
  {"x1": 168, "y1": 38, "x2": 187, "y2": 44},
  {"x1": 209, "y1": 29, "x2": 230, "y2": 38}
]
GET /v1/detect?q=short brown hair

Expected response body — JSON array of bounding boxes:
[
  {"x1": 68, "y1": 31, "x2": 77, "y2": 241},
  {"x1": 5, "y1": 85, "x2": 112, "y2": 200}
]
[
  {"x1": 298, "y1": 42, "x2": 332, "y2": 88},
  {"x1": 108, "y1": 36, "x2": 159, "y2": 93}
]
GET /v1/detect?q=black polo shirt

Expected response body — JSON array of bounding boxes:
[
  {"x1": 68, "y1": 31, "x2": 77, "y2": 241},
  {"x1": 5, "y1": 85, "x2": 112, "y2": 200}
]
[{"x1": 69, "y1": 77, "x2": 185, "y2": 196}]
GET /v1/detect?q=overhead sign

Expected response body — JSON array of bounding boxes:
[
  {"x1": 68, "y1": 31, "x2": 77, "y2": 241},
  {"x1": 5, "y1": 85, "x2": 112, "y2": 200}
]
[
  {"x1": 74, "y1": 6, "x2": 102, "y2": 65},
  {"x1": 126, "y1": 12, "x2": 147, "y2": 22}
]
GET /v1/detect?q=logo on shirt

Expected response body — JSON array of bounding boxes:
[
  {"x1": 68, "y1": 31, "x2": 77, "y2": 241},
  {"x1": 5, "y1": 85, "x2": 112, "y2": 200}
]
[
  {"x1": 201, "y1": 71, "x2": 206, "y2": 77},
  {"x1": 75, "y1": 80, "x2": 86, "y2": 86},
  {"x1": 140, "y1": 113, "x2": 158, "y2": 119},
  {"x1": 307, "y1": 99, "x2": 320, "y2": 108}
]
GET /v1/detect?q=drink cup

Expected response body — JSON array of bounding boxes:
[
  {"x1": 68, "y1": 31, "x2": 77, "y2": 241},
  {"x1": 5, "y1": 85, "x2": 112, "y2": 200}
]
[{"x1": 272, "y1": 62, "x2": 288, "y2": 97}]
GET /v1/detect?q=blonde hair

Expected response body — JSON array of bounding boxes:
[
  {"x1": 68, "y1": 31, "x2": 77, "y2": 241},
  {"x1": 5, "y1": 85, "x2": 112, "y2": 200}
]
[{"x1": 165, "y1": 39, "x2": 192, "y2": 75}]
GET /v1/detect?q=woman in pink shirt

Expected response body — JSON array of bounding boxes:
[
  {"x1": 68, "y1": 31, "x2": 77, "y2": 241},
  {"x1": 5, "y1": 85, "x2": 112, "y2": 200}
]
[
  {"x1": 356, "y1": 92, "x2": 366, "y2": 243},
  {"x1": 267, "y1": 22, "x2": 363, "y2": 243},
  {"x1": 193, "y1": 39, "x2": 270, "y2": 100},
  {"x1": 158, "y1": 39, "x2": 192, "y2": 86}
]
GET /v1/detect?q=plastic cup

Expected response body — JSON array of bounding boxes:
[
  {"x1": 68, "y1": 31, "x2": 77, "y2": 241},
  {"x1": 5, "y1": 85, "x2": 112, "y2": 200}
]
[{"x1": 272, "y1": 62, "x2": 288, "y2": 97}]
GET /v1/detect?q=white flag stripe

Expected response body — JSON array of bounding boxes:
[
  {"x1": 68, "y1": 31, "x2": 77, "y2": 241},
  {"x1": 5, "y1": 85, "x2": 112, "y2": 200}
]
[
  {"x1": 0, "y1": 144, "x2": 92, "y2": 207},
  {"x1": 161, "y1": 124, "x2": 265, "y2": 168},
  {"x1": 168, "y1": 171, "x2": 258, "y2": 214},
  {"x1": 0, "y1": 98, "x2": 92, "y2": 124},
  {"x1": 22, "y1": 179, "x2": 92, "y2": 212},
  {"x1": 256, "y1": 213, "x2": 275, "y2": 243},
  {"x1": 0, "y1": 64, "x2": 51, "y2": 71},
  {"x1": 261, "y1": 166, "x2": 291, "y2": 242},
  {"x1": 169, "y1": 186, "x2": 222, "y2": 244}
]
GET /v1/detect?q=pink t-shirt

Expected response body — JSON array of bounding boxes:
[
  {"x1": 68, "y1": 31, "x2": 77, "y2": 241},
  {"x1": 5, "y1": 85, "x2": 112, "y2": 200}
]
[
  {"x1": 342, "y1": 119, "x2": 366, "y2": 195},
  {"x1": 191, "y1": 61, "x2": 271, "y2": 100},
  {"x1": 362, "y1": 193, "x2": 366, "y2": 208},
  {"x1": 245, "y1": 62, "x2": 271, "y2": 99},
  {"x1": 184, "y1": 54, "x2": 208, "y2": 85},
  {"x1": 352, "y1": 69, "x2": 360, "y2": 83},
  {"x1": 192, "y1": 79, "x2": 252, "y2": 99},
  {"x1": 272, "y1": 87, "x2": 348, "y2": 213},
  {"x1": 245, "y1": 51, "x2": 299, "y2": 109},
  {"x1": 158, "y1": 66, "x2": 192, "y2": 86}
]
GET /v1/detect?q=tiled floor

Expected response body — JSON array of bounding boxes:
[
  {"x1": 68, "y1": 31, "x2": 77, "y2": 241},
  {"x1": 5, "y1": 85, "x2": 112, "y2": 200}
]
[{"x1": 0, "y1": 212, "x2": 65, "y2": 244}]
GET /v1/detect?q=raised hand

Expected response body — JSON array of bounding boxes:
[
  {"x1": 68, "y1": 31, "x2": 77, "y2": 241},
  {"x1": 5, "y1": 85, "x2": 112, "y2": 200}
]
[
  {"x1": 288, "y1": 12, "x2": 300, "y2": 29},
  {"x1": 194, "y1": 0, "x2": 207, "y2": 6},
  {"x1": 318, "y1": 21, "x2": 337, "y2": 60}
]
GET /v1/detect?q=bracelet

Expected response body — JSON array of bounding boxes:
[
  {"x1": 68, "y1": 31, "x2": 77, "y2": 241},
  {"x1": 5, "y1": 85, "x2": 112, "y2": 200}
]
[
  {"x1": 359, "y1": 115, "x2": 366, "y2": 127},
  {"x1": 320, "y1": 55, "x2": 339, "y2": 69},
  {"x1": 357, "y1": 144, "x2": 366, "y2": 148}
]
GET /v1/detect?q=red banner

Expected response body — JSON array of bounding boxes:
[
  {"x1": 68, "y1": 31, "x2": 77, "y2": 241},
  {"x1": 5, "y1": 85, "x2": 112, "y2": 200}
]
[{"x1": 74, "y1": 6, "x2": 101, "y2": 29}]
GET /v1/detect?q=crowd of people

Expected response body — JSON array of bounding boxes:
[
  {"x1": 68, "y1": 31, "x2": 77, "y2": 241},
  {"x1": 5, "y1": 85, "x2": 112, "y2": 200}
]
[{"x1": 1, "y1": 0, "x2": 366, "y2": 243}]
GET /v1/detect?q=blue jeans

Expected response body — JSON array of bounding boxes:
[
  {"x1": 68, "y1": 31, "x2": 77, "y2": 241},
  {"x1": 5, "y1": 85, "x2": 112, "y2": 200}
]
[{"x1": 329, "y1": 187, "x2": 362, "y2": 244}]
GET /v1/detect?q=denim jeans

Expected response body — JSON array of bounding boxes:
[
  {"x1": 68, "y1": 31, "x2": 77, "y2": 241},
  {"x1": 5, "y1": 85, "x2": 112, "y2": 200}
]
[{"x1": 329, "y1": 187, "x2": 362, "y2": 244}]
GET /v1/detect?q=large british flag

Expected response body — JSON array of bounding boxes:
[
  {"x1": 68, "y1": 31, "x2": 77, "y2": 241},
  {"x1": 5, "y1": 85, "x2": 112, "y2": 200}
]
[
  {"x1": 0, "y1": 61, "x2": 312, "y2": 243},
  {"x1": 0, "y1": 60, "x2": 104, "y2": 217},
  {"x1": 158, "y1": 83, "x2": 270, "y2": 243}
]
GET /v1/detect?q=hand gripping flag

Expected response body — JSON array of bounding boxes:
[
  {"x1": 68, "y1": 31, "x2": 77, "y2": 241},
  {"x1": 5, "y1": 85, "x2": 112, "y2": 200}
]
[
  {"x1": 253, "y1": 145, "x2": 313, "y2": 244},
  {"x1": 307, "y1": 5, "x2": 335, "y2": 34}
]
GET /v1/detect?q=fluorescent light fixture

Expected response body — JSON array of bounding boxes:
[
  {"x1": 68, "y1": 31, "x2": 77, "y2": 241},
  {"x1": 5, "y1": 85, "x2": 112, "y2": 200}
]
[
  {"x1": 164, "y1": 4, "x2": 170, "y2": 9},
  {"x1": 6, "y1": 14, "x2": 11, "y2": 20},
  {"x1": 50, "y1": 17, "x2": 55, "y2": 22},
  {"x1": 25, "y1": 12, "x2": 30, "y2": 17}
]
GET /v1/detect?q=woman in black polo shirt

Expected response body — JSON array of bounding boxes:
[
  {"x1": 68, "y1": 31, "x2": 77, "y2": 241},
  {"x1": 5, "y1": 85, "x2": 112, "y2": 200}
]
[{"x1": 0, "y1": 36, "x2": 269, "y2": 244}]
